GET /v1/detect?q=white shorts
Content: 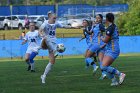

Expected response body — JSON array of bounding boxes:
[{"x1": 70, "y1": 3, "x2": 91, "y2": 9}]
[
  {"x1": 26, "y1": 47, "x2": 40, "y2": 54},
  {"x1": 41, "y1": 36, "x2": 57, "y2": 52}
]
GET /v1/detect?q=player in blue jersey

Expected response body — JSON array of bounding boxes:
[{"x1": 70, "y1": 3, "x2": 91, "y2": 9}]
[
  {"x1": 79, "y1": 19, "x2": 97, "y2": 69},
  {"x1": 100, "y1": 13, "x2": 126, "y2": 86},
  {"x1": 84, "y1": 14, "x2": 106, "y2": 74}
]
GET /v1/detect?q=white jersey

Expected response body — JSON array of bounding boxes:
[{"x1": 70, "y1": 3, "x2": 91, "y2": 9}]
[
  {"x1": 24, "y1": 30, "x2": 40, "y2": 53},
  {"x1": 40, "y1": 20, "x2": 63, "y2": 42}
]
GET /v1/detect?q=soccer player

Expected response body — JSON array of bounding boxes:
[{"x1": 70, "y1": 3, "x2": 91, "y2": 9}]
[
  {"x1": 100, "y1": 13, "x2": 126, "y2": 86},
  {"x1": 79, "y1": 19, "x2": 98, "y2": 70},
  {"x1": 22, "y1": 22, "x2": 40, "y2": 72},
  {"x1": 85, "y1": 14, "x2": 106, "y2": 75},
  {"x1": 39, "y1": 13, "x2": 65, "y2": 84}
]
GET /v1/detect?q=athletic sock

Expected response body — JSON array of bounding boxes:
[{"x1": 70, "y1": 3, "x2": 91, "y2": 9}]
[
  {"x1": 43, "y1": 62, "x2": 53, "y2": 77},
  {"x1": 29, "y1": 52, "x2": 37, "y2": 71}
]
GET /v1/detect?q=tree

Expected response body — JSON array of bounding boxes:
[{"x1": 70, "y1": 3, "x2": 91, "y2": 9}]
[{"x1": 117, "y1": 0, "x2": 140, "y2": 35}]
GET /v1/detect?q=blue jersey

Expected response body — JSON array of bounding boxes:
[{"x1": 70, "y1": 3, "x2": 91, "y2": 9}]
[
  {"x1": 84, "y1": 26, "x2": 92, "y2": 46},
  {"x1": 105, "y1": 24, "x2": 120, "y2": 52},
  {"x1": 92, "y1": 23, "x2": 105, "y2": 46}
]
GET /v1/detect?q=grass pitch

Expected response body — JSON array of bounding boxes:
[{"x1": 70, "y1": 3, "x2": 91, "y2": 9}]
[{"x1": 0, "y1": 55, "x2": 140, "y2": 93}]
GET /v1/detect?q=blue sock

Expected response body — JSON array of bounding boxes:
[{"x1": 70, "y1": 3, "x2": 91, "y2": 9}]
[
  {"x1": 86, "y1": 57, "x2": 95, "y2": 65},
  {"x1": 100, "y1": 65, "x2": 121, "y2": 77},
  {"x1": 85, "y1": 57, "x2": 97, "y2": 69},
  {"x1": 99, "y1": 62, "x2": 105, "y2": 75},
  {"x1": 106, "y1": 66, "x2": 121, "y2": 76},
  {"x1": 29, "y1": 52, "x2": 37, "y2": 63},
  {"x1": 106, "y1": 73, "x2": 115, "y2": 79},
  {"x1": 85, "y1": 58, "x2": 89, "y2": 67},
  {"x1": 93, "y1": 64, "x2": 97, "y2": 69},
  {"x1": 29, "y1": 52, "x2": 37, "y2": 70}
]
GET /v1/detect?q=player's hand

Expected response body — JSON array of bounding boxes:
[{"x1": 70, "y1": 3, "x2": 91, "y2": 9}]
[
  {"x1": 21, "y1": 42, "x2": 25, "y2": 45},
  {"x1": 21, "y1": 40, "x2": 27, "y2": 45}
]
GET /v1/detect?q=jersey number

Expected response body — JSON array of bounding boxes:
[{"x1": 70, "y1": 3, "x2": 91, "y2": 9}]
[
  {"x1": 49, "y1": 31, "x2": 55, "y2": 36},
  {"x1": 31, "y1": 39, "x2": 36, "y2": 42}
]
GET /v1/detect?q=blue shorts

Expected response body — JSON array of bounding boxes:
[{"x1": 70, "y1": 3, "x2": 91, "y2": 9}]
[
  {"x1": 97, "y1": 48, "x2": 105, "y2": 55},
  {"x1": 104, "y1": 50, "x2": 120, "y2": 60},
  {"x1": 88, "y1": 43, "x2": 100, "y2": 53}
]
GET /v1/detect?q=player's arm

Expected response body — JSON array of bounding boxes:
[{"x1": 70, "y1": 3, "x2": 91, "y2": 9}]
[
  {"x1": 21, "y1": 34, "x2": 28, "y2": 45},
  {"x1": 86, "y1": 26, "x2": 93, "y2": 35},
  {"x1": 79, "y1": 37, "x2": 85, "y2": 42},
  {"x1": 79, "y1": 28, "x2": 86, "y2": 42},
  {"x1": 99, "y1": 24, "x2": 105, "y2": 32},
  {"x1": 21, "y1": 39, "x2": 27, "y2": 45},
  {"x1": 39, "y1": 22, "x2": 46, "y2": 38},
  {"x1": 101, "y1": 26, "x2": 113, "y2": 43}
]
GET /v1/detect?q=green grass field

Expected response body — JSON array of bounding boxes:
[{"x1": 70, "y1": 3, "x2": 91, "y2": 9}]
[
  {"x1": 0, "y1": 28, "x2": 83, "y2": 40},
  {"x1": 0, "y1": 55, "x2": 140, "y2": 93}
]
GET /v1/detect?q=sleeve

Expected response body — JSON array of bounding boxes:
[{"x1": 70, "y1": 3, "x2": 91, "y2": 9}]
[
  {"x1": 23, "y1": 33, "x2": 28, "y2": 40},
  {"x1": 99, "y1": 24, "x2": 105, "y2": 32},
  {"x1": 56, "y1": 22, "x2": 64, "y2": 28},
  {"x1": 40, "y1": 21, "x2": 46, "y2": 30},
  {"x1": 106, "y1": 26, "x2": 114, "y2": 37}
]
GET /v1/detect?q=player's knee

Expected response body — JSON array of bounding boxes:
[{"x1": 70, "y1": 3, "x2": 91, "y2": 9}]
[{"x1": 49, "y1": 57, "x2": 55, "y2": 64}]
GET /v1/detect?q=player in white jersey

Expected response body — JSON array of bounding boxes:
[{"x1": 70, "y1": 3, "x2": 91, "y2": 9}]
[
  {"x1": 39, "y1": 13, "x2": 64, "y2": 83},
  {"x1": 22, "y1": 22, "x2": 40, "y2": 72}
]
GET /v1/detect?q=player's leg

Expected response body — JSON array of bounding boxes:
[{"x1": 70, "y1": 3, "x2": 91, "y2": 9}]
[
  {"x1": 98, "y1": 51, "x2": 107, "y2": 80},
  {"x1": 41, "y1": 38, "x2": 48, "y2": 50},
  {"x1": 25, "y1": 53, "x2": 31, "y2": 71},
  {"x1": 41, "y1": 41, "x2": 56, "y2": 83},
  {"x1": 85, "y1": 49, "x2": 90, "y2": 68},
  {"x1": 85, "y1": 50, "x2": 98, "y2": 73},
  {"x1": 101, "y1": 55, "x2": 126, "y2": 86},
  {"x1": 86, "y1": 44, "x2": 100, "y2": 72},
  {"x1": 41, "y1": 50, "x2": 55, "y2": 83},
  {"x1": 29, "y1": 52, "x2": 38, "y2": 72}
]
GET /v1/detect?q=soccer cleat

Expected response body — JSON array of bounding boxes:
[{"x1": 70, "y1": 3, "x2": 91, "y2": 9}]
[
  {"x1": 111, "y1": 81, "x2": 119, "y2": 86},
  {"x1": 119, "y1": 73, "x2": 126, "y2": 85},
  {"x1": 41, "y1": 75, "x2": 46, "y2": 84},
  {"x1": 99, "y1": 74, "x2": 107, "y2": 80},
  {"x1": 93, "y1": 66, "x2": 99, "y2": 73},
  {"x1": 27, "y1": 65, "x2": 31, "y2": 71}
]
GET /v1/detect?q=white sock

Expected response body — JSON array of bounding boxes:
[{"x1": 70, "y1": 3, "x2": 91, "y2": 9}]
[
  {"x1": 30, "y1": 63, "x2": 34, "y2": 70},
  {"x1": 43, "y1": 62, "x2": 53, "y2": 77}
]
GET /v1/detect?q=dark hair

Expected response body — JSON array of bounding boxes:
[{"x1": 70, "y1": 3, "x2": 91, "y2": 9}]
[
  {"x1": 106, "y1": 13, "x2": 114, "y2": 23},
  {"x1": 83, "y1": 19, "x2": 91, "y2": 26},
  {"x1": 97, "y1": 14, "x2": 103, "y2": 19},
  {"x1": 48, "y1": 11, "x2": 53, "y2": 18}
]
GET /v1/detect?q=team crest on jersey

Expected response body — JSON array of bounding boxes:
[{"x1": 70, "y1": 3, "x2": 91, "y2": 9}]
[{"x1": 107, "y1": 31, "x2": 110, "y2": 34}]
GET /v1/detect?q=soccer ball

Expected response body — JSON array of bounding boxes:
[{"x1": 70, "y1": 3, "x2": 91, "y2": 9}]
[{"x1": 57, "y1": 43, "x2": 66, "y2": 53}]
